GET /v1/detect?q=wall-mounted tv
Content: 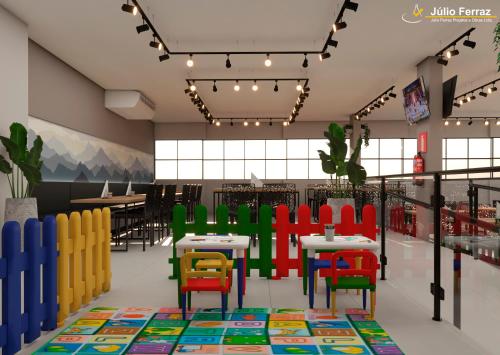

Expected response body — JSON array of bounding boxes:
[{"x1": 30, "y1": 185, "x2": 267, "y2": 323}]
[
  {"x1": 402, "y1": 77, "x2": 431, "y2": 124},
  {"x1": 443, "y1": 75, "x2": 457, "y2": 118}
]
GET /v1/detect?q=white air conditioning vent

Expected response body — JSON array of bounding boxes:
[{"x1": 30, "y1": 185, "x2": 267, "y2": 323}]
[{"x1": 105, "y1": 90, "x2": 155, "y2": 120}]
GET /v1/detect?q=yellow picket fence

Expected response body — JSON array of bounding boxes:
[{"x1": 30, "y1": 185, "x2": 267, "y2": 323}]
[{"x1": 56, "y1": 208, "x2": 112, "y2": 326}]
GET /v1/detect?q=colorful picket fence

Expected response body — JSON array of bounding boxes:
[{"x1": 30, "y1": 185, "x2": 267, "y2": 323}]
[
  {"x1": 170, "y1": 204, "x2": 274, "y2": 279},
  {"x1": 0, "y1": 216, "x2": 58, "y2": 355},
  {"x1": 273, "y1": 203, "x2": 378, "y2": 294},
  {"x1": 56, "y1": 208, "x2": 112, "y2": 326}
]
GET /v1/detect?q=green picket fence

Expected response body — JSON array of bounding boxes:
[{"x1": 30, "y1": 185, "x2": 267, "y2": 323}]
[{"x1": 169, "y1": 204, "x2": 274, "y2": 280}]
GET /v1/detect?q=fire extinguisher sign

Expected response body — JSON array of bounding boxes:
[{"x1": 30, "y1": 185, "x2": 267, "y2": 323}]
[{"x1": 418, "y1": 131, "x2": 428, "y2": 153}]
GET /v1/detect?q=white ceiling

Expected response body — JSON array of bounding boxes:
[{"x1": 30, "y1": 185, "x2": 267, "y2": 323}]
[{"x1": 2, "y1": 0, "x2": 500, "y2": 123}]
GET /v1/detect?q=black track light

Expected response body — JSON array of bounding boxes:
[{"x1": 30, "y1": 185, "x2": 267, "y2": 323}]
[
  {"x1": 225, "y1": 54, "x2": 232, "y2": 69},
  {"x1": 332, "y1": 21, "x2": 347, "y2": 32},
  {"x1": 319, "y1": 51, "x2": 331, "y2": 61},
  {"x1": 389, "y1": 92, "x2": 397, "y2": 98},
  {"x1": 437, "y1": 56, "x2": 448, "y2": 66},
  {"x1": 302, "y1": 54, "x2": 309, "y2": 68},
  {"x1": 302, "y1": 87, "x2": 310, "y2": 93},
  {"x1": 184, "y1": 88, "x2": 190, "y2": 94},
  {"x1": 212, "y1": 81, "x2": 218, "y2": 92},
  {"x1": 326, "y1": 39, "x2": 339, "y2": 48},
  {"x1": 159, "y1": 53, "x2": 169, "y2": 62},
  {"x1": 230, "y1": 120, "x2": 234, "y2": 126},
  {"x1": 488, "y1": 85, "x2": 497, "y2": 93},
  {"x1": 463, "y1": 38, "x2": 476, "y2": 48},
  {"x1": 470, "y1": 93, "x2": 476, "y2": 100},
  {"x1": 374, "y1": 103, "x2": 380, "y2": 108},
  {"x1": 345, "y1": 1, "x2": 359, "y2": 12},
  {"x1": 136, "y1": 21, "x2": 149, "y2": 34},
  {"x1": 149, "y1": 37, "x2": 162, "y2": 50},
  {"x1": 121, "y1": 1, "x2": 137, "y2": 15},
  {"x1": 274, "y1": 80, "x2": 279, "y2": 92},
  {"x1": 446, "y1": 48, "x2": 459, "y2": 58},
  {"x1": 468, "y1": 118, "x2": 473, "y2": 126},
  {"x1": 383, "y1": 95, "x2": 389, "y2": 101},
  {"x1": 479, "y1": 90, "x2": 488, "y2": 97},
  {"x1": 453, "y1": 102, "x2": 460, "y2": 107},
  {"x1": 269, "y1": 121, "x2": 273, "y2": 126}
]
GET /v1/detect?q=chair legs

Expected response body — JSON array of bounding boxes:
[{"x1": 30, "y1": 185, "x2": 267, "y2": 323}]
[
  {"x1": 181, "y1": 293, "x2": 187, "y2": 320},
  {"x1": 221, "y1": 293, "x2": 227, "y2": 320},
  {"x1": 363, "y1": 289, "x2": 367, "y2": 310},
  {"x1": 326, "y1": 285, "x2": 330, "y2": 308},
  {"x1": 314, "y1": 271, "x2": 318, "y2": 294},
  {"x1": 330, "y1": 290, "x2": 336, "y2": 317},
  {"x1": 369, "y1": 291, "x2": 376, "y2": 320}
]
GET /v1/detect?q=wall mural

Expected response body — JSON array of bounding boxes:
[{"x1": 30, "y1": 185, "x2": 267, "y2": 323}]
[{"x1": 28, "y1": 117, "x2": 154, "y2": 183}]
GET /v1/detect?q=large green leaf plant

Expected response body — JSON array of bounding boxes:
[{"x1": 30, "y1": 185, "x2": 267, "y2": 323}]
[
  {"x1": 0, "y1": 122, "x2": 43, "y2": 198},
  {"x1": 317, "y1": 122, "x2": 367, "y2": 188}
]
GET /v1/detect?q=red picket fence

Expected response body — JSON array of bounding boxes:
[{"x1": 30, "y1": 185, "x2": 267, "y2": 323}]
[
  {"x1": 389, "y1": 206, "x2": 415, "y2": 237},
  {"x1": 272, "y1": 204, "x2": 378, "y2": 279}
]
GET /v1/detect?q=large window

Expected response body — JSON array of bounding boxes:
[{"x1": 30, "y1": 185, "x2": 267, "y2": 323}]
[
  {"x1": 155, "y1": 139, "x2": 353, "y2": 180},
  {"x1": 360, "y1": 139, "x2": 417, "y2": 177},
  {"x1": 443, "y1": 138, "x2": 498, "y2": 178}
]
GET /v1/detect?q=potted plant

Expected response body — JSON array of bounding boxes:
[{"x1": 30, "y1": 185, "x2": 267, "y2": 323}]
[
  {"x1": 495, "y1": 22, "x2": 500, "y2": 71},
  {"x1": 317, "y1": 122, "x2": 368, "y2": 223},
  {"x1": 0, "y1": 122, "x2": 43, "y2": 227}
]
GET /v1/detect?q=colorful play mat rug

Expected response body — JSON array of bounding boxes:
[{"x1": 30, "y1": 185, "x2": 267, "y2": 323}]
[{"x1": 34, "y1": 307, "x2": 403, "y2": 355}]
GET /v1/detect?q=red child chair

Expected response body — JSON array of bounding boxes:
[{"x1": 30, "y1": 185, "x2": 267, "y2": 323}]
[
  {"x1": 325, "y1": 250, "x2": 378, "y2": 319},
  {"x1": 180, "y1": 252, "x2": 231, "y2": 320}
]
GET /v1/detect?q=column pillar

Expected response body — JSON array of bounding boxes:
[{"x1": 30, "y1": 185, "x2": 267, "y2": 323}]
[{"x1": 415, "y1": 56, "x2": 444, "y2": 239}]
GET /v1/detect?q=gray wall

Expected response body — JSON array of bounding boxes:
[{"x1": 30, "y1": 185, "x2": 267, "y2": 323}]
[
  {"x1": 29, "y1": 41, "x2": 154, "y2": 154},
  {"x1": 0, "y1": 6, "x2": 28, "y2": 224}
]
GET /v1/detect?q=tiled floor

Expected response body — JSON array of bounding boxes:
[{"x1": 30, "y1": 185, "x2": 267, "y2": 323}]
[{"x1": 22, "y1": 231, "x2": 495, "y2": 354}]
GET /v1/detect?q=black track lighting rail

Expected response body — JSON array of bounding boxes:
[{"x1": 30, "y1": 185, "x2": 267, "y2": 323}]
[
  {"x1": 446, "y1": 116, "x2": 499, "y2": 119},
  {"x1": 127, "y1": 0, "x2": 357, "y2": 63},
  {"x1": 353, "y1": 86, "x2": 396, "y2": 119},
  {"x1": 434, "y1": 28, "x2": 475, "y2": 57},
  {"x1": 186, "y1": 78, "x2": 309, "y2": 83},
  {"x1": 453, "y1": 77, "x2": 499, "y2": 103}
]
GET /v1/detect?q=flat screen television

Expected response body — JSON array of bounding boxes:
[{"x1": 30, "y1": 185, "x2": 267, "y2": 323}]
[
  {"x1": 443, "y1": 75, "x2": 457, "y2": 118},
  {"x1": 402, "y1": 77, "x2": 431, "y2": 124}
]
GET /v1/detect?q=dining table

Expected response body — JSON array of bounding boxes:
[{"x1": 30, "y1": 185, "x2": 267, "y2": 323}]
[
  {"x1": 70, "y1": 194, "x2": 146, "y2": 252},
  {"x1": 175, "y1": 234, "x2": 250, "y2": 309},
  {"x1": 301, "y1": 234, "x2": 380, "y2": 308}
]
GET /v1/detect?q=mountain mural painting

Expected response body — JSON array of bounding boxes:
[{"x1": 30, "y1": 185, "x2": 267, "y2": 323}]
[{"x1": 28, "y1": 117, "x2": 154, "y2": 183}]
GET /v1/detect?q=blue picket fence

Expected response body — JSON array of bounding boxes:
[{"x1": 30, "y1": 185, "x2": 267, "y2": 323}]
[{"x1": 0, "y1": 216, "x2": 58, "y2": 355}]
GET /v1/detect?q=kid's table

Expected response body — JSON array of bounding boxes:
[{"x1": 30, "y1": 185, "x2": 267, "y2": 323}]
[
  {"x1": 301, "y1": 235, "x2": 380, "y2": 308},
  {"x1": 175, "y1": 235, "x2": 250, "y2": 309}
]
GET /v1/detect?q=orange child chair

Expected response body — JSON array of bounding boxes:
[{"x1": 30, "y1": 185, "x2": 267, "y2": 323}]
[
  {"x1": 326, "y1": 250, "x2": 378, "y2": 320},
  {"x1": 180, "y1": 252, "x2": 231, "y2": 320}
]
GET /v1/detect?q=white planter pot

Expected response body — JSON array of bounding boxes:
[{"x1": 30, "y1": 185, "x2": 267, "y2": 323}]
[
  {"x1": 327, "y1": 197, "x2": 355, "y2": 224},
  {"x1": 4, "y1": 197, "x2": 38, "y2": 228}
]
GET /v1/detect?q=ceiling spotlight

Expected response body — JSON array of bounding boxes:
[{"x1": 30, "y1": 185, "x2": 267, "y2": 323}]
[
  {"x1": 243, "y1": 120, "x2": 248, "y2": 126},
  {"x1": 255, "y1": 120, "x2": 260, "y2": 127},
  {"x1": 302, "y1": 54, "x2": 309, "y2": 68},
  {"x1": 189, "y1": 83, "x2": 196, "y2": 91},
  {"x1": 374, "y1": 103, "x2": 380, "y2": 108},
  {"x1": 319, "y1": 51, "x2": 331, "y2": 61},
  {"x1": 466, "y1": 96, "x2": 471, "y2": 103},
  {"x1": 274, "y1": 80, "x2": 279, "y2": 92},
  {"x1": 212, "y1": 81, "x2": 218, "y2": 92},
  {"x1": 264, "y1": 54, "x2": 272, "y2": 67},
  {"x1": 470, "y1": 93, "x2": 476, "y2": 100},
  {"x1": 468, "y1": 118, "x2": 473, "y2": 126},
  {"x1": 389, "y1": 92, "x2": 397, "y2": 98},
  {"x1": 187, "y1": 54, "x2": 194, "y2": 67},
  {"x1": 345, "y1": 0, "x2": 359, "y2": 12},
  {"x1": 484, "y1": 118, "x2": 490, "y2": 126},
  {"x1": 383, "y1": 95, "x2": 389, "y2": 101},
  {"x1": 496, "y1": 118, "x2": 500, "y2": 126},
  {"x1": 159, "y1": 53, "x2": 170, "y2": 62},
  {"x1": 463, "y1": 37, "x2": 476, "y2": 48},
  {"x1": 296, "y1": 81, "x2": 303, "y2": 91},
  {"x1": 184, "y1": 88, "x2": 191, "y2": 94},
  {"x1": 326, "y1": 39, "x2": 339, "y2": 48},
  {"x1": 252, "y1": 81, "x2": 259, "y2": 91},
  {"x1": 437, "y1": 56, "x2": 448, "y2": 66},
  {"x1": 367, "y1": 107, "x2": 371, "y2": 113},
  {"x1": 380, "y1": 97, "x2": 385, "y2": 103},
  {"x1": 458, "y1": 98, "x2": 464, "y2": 105},
  {"x1": 215, "y1": 120, "x2": 221, "y2": 127},
  {"x1": 225, "y1": 54, "x2": 231, "y2": 69},
  {"x1": 230, "y1": 120, "x2": 234, "y2": 126},
  {"x1": 149, "y1": 37, "x2": 162, "y2": 50},
  {"x1": 453, "y1": 102, "x2": 460, "y2": 107},
  {"x1": 136, "y1": 20, "x2": 149, "y2": 34},
  {"x1": 444, "y1": 119, "x2": 449, "y2": 126},
  {"x1": 446, "y1": 47, "x2": 459, "y2": 59},
  {"x1": 355, "y1": 114, "x2": 359, "y2": 120},
  {"x1": 283, "y1": 121, "x2": 289, "y2": 126},
  {"x1": 479, "y1": 89, "x2": 488, "y2": 97},
  {"x1": 269, "y1": 120, "x2": 273, "y2": 126},
  {"x1": 488, "y1": 85, "x2": 497, "y2": 94},
  {"x1": 234, "y1": 81, "x2": 240, "y2": 92},
  {"x1": 456, "y1": 118, "x2": 461, "y2": 126},
  {"x1": 332, "y1": 21, "x2": 347, "y2": 32},
  {"x1": 121, "y1": 1, "x2": 138, "y2": 15}
]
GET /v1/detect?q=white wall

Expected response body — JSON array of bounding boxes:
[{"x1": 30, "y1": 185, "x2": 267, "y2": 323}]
[{"x1": 0, "y1": 6, "x2": 28, "y2": 224}]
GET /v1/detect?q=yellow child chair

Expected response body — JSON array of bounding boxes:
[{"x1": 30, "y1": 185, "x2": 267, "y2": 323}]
[{"x1": 180, "y1": 252, "x2": 231, "y2": 320}]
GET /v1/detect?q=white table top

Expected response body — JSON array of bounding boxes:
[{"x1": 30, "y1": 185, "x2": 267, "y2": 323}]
[
  {"x1": 301, "y1": 235, "x2": 379, "y2": 257},
  {"x1": 175, "y1": 235, "x2": 250, "y2": 257}
]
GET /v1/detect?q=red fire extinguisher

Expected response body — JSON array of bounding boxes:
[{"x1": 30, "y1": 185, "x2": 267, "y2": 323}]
[{"x1": 413, "y1": 152, "x2": 424, "y2": 186}]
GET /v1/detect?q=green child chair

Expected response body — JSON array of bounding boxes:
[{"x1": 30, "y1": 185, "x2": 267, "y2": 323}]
[{"x1": 325, "y1": 250, "x2": 378, "y2": 319}]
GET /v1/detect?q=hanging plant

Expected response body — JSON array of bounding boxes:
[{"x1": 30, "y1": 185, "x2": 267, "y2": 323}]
[
  {"x1": 495, "y1": 22, "x2": 500, "y2": 71},
  {"x1": 361, "y1": 124, "x2": 370, "y2": 147}
]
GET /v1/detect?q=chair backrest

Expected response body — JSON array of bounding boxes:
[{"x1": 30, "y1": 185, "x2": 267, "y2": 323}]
[
  {"x1": 196, "y1": 184, "x2": 203, "y2": 202},
  {"x1": 162, "y1": 184, "x2": 177, "y2": 210},
  {"x1": 330, "y1": 250, "x2": 378, "y2": 285},
  {"x1": 180, "y1": 252, "x2": 227, "y2": 287},
  {"x1": 181, "y1": 184, "x2": 190, "y2": 205},
  {"x1": 144, "y1": 185, "x2": 157, "y2": 213}
]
